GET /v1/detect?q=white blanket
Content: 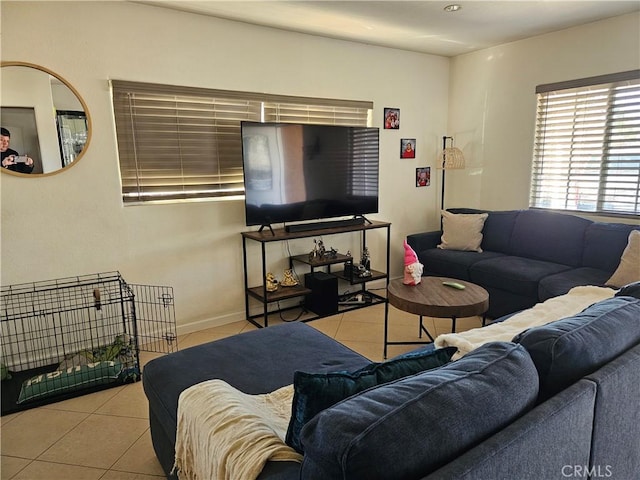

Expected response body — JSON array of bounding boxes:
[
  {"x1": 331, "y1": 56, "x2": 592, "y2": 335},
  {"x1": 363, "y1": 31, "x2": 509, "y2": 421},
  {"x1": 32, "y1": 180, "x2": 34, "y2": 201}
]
[
  {"x1": 173, "y1": 380, "x2": 302, "y2": 480},
  {"x1": 435, "y1": 286, "x2": 616, "y2": 360}
]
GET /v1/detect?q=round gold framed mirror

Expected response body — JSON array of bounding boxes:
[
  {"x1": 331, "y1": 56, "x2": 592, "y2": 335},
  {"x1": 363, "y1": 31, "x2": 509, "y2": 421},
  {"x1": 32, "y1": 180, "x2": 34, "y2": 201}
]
[{"x1": 1, "y1": 61, "x2": 92, "y2": 177}]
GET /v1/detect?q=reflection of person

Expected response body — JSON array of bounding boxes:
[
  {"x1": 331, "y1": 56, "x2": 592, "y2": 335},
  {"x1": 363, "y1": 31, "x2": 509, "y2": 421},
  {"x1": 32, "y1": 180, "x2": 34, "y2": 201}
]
[{"x1": 1, "y1": 128, "x2": 34, "y2": 173}]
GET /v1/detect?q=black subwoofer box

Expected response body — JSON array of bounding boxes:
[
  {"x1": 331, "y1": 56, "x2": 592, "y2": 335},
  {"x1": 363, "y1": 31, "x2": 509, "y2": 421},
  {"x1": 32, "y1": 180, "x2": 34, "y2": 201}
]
[{"x1": 304, "y1": 272, "x2": 339, "y2": 316}]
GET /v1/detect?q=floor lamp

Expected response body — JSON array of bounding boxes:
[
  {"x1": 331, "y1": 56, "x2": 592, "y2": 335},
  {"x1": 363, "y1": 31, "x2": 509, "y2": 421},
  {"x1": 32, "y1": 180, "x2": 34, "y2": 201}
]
[{"x1": 439, "y1": 136, "x2": 466, "y2": 229}]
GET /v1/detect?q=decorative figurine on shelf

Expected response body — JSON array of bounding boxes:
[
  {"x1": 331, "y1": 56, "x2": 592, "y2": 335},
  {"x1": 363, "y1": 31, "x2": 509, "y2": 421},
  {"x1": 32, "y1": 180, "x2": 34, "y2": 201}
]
[
  {"x1": 265, "y1": 272, "x2": 279, "y2": 292},
  {"x1": 342, "y1": 250, "x2": 353, "y2": 274},
  {"x1": 281, "y1": 269, "x2": 299, "y2": 287},
  {"x1": 361, "y1": 247, "x2": 371, "y2": 271},
  {"x1": 403, "y1": 240, "x2": 424, "y2": 286},
  {"x1": 309, "y1": 239, "x2": 319, "y2": 261},
  {"x1": 309, "y1": 238, "x2": 333, "y2": 261},
  {"x1": 355, "y1": 264, "x2": 372, "y2": 278}
]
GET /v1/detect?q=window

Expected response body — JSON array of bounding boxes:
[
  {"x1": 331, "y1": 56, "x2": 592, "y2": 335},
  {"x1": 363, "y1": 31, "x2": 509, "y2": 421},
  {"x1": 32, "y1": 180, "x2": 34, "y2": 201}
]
[
  {"x1": 530, "y1": 70, "x2": 640, "y2": 217},
  {"x1": 111, "y1": 81, "x2": 373, "y2": 204}
]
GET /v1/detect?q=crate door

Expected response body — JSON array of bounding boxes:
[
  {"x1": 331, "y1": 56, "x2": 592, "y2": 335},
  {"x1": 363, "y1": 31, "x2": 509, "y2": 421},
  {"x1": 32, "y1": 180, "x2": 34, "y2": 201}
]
[{"x1": 130, "y1": 284, "x2": 178, "y2": 354}]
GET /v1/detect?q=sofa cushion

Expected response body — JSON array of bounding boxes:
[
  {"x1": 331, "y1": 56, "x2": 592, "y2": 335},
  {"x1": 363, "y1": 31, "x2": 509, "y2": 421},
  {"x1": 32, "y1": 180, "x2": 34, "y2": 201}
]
[
  {"x1": 606, "y1": 230, "x2": 640, "y2": 288},
  {"x1": 438, "y1": 211, "x2": 489, "y2": 252},
  {"x1": 420, "y1": 248, "x2": 505, "y2": 281},
  {"x1": 585, "y1": 343, "x2": 640, "y2": 479},
  {"x1": 513, "y1": 296, "x2": 640, "y2": 401},
  {"x1": 142, "y1": 322, "x2": 370, "y2": 452},
  {"x1": 538, "y1": 267, "x2": 612, "y2": 302},
  {"x1": 582, "y1": 223, "x2": 640, "y2": 272},
  {"x1": 469, "y1": 255, "x2": 571, "y2": 298},
  {"x1": 480, "y1": 210, "x2": 520, "y2": 253},
  {"x1": 285, "y1": 346, "x2": 457, "y2": 453},
  {"x1": 425, "y1": 379, "x2": 596, "y2": 480},
  {"x1": 299, "y1": 342, "x2": 539, "y2": 480},
  {"x1": 508, "y1": 210, "x2": 591, "y2": 266}
]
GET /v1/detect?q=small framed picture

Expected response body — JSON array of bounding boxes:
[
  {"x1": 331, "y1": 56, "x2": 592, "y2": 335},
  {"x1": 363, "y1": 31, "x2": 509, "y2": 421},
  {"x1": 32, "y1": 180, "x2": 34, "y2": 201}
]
[
  {"x1": 401, "y1": 138, "x2": 416, "y2": 158},
  {"x1": 384, "y1": 108, "x2": 400, "y2": 129},
  {"x1": 416, "y1": 167, "x2": 430, "y2": 187}
]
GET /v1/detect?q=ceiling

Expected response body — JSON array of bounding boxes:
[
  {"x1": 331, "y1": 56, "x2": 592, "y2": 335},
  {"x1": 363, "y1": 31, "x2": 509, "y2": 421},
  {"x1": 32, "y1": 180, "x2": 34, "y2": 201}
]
[{"x1": 135, "y1": 1, "x2": 640, "y2": 57}]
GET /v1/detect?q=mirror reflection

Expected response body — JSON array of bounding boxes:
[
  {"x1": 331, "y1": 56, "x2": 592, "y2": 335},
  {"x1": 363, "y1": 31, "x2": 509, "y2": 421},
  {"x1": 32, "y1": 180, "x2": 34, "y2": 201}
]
[{"x1": 1, "y1": 62, "x2": 91, "y2": 176}]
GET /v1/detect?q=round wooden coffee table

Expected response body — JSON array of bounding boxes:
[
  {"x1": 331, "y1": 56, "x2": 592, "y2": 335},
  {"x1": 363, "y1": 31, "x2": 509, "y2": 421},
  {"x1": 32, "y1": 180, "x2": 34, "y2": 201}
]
[{"x1": 384, "y1": 277, "x2": 489, "y2": 358}]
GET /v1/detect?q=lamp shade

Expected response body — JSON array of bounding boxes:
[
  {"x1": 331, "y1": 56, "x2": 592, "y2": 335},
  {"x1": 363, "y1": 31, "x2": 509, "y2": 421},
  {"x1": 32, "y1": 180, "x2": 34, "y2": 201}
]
[
  {"x1": 438, "y1": 137, "x2": 465, "y2": 227},
  {"x1": 439, "y1": 147, "x2": 465, "y2": 170}
]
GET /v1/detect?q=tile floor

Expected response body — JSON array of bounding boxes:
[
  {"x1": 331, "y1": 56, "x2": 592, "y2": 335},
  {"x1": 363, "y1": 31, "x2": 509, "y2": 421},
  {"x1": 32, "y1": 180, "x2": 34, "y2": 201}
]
[{"x1": 0, "y1": 304, "x2": 482, "y2": 479}]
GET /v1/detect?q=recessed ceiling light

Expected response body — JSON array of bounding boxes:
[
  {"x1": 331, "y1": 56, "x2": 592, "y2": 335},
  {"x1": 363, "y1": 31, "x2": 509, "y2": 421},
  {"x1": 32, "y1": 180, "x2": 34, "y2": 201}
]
[{"x1": 444, "y1": 4, "x2": 462, "y2": 12}]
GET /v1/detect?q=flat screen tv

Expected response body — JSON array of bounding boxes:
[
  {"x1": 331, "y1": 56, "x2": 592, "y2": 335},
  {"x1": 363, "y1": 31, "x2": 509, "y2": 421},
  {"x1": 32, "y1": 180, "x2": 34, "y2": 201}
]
[{"x1": 241, "y1": 122, "x2": 379, "y2": 229}]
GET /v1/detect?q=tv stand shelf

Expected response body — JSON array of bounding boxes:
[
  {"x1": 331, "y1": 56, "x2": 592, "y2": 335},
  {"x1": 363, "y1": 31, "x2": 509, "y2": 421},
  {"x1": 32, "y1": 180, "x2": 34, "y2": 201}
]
[
  {"x1": 241, "y1": 220, "x2": 391, "y2": 328},
  {"x1": 332, "y1": 269, "x2": 387, "y2": 284},
  {"x1": 247, "y1": 284, "x2": 312, "y2": 303}
]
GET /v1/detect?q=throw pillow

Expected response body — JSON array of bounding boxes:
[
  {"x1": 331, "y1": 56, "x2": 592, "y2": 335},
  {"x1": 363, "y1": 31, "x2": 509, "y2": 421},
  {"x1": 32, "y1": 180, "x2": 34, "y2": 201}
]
[
  {"x1": 299, "y1": 342, "x2": 539, "y2": 479},
  {"x1": 616, "y1": 281, "x2": 640, "y2": 300},
  {"x1": 285, "y1": 346, "x2": 457, "y2": 453},
  {"x1": 513, "y1": 296, "x2": 640, "y2": 401},
  {"x1": 606, "y1": 230, "x2": 640, "y2": 288},
  {"x1": 438, "y1": 210, "x2": 489, "y2": 252}
]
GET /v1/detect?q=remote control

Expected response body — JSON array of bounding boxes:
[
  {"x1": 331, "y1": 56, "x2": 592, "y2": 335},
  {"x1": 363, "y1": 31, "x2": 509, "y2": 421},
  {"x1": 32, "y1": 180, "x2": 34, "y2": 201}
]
[{"x1": 443, "y1": 281, "x2": 466, "y2": 290}]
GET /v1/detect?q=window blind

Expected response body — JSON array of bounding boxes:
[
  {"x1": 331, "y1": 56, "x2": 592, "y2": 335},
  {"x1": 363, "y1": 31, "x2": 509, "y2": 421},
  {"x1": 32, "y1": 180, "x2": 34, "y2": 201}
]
[
  {"x1": 263, "y1": 101, "x2": 371, "y2": 126},
  {"x1": 530, "y1": 70, "x2": 640, "y2": 216},
  {"x1": 111, "y1": 80, "x2": 373, "y2": 203}
]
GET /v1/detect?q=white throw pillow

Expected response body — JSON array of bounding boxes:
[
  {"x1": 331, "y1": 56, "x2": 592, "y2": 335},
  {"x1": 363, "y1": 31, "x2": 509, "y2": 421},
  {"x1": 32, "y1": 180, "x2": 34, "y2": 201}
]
[
  {"x1": 437, "y1": 211, "x2": 489, "y2": 252},
  {"x1": 606, "y1": 230, "x2": 640, "y2": 288}
]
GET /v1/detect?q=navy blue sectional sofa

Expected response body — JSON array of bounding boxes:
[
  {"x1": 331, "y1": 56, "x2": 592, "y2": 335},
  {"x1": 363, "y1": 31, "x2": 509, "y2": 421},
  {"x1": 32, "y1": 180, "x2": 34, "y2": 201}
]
[
  {"x1": 143, "y1": 292, "x2": 640, "y2": 479},
  {"x1": 407, "y1": 208, "x2": 639, "y2": 319}
]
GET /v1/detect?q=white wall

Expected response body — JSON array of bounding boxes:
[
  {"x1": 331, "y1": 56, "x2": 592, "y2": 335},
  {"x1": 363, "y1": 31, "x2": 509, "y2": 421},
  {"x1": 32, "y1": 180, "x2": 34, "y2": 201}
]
[
  {"x1": 0, "y1": 1, "x2": 449, "y2": 331},
  {"x1": 447, "y1": 11, "x2": 640, "y2": 222},
  {"x1": 2, "y1": 3, "x2": 638, "y2": 332}
]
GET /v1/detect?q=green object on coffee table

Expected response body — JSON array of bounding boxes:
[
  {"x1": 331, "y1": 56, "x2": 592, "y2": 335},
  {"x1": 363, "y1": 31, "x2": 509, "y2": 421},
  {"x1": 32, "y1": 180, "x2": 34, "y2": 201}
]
[{"x1": 443, "y1": 281, "x2": 466, "y2": 290}]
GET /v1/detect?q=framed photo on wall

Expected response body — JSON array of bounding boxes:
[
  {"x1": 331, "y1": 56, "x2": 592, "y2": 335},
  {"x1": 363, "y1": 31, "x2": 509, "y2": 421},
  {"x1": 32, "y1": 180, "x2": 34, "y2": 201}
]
[
  {"x1": 401, "y1": 138, "x2": 416, "y2": 158},
  {"x1": 384, "y1": 108, "x2": 400, "y2": 129},
  {"x1": 416, "y1": 167, "x2": 430, "y2": 187}
]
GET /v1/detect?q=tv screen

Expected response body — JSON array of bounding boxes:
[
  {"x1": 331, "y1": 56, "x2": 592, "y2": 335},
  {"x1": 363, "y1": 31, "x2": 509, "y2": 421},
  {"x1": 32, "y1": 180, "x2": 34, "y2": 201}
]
[{"x1": 241, "y1": 122, "x2": 379, "y2": 227}]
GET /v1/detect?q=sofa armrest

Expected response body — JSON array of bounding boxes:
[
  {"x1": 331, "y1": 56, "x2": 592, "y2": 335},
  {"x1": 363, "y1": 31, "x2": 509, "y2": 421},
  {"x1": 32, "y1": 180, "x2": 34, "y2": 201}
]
[{"x1": 407, "y1": 231, "x2": 441, "y2": 253}]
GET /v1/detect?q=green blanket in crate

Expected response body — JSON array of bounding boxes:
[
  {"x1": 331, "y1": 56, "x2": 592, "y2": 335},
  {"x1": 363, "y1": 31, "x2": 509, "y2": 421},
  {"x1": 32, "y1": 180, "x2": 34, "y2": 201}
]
[{"x1": 17, "y1": 335, "x2": 139, "y2": 404}]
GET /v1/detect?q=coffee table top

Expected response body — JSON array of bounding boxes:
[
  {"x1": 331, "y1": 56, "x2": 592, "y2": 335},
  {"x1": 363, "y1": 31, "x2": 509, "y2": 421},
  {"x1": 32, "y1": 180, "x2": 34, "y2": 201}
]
[{"x1": 387, "y1": 277, "x2": 489, "y2": 319}]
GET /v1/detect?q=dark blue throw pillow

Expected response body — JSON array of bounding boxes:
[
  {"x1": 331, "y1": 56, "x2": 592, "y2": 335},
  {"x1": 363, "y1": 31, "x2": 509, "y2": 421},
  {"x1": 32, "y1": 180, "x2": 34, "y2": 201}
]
[
  {"x1": 615, "y1": 281, "x2": 640, "y2": 300},
  {"x1": 285, "y1": 346, "x2": 457, "y2": 453},
  {"x1": 514, "y1": 296, "x2": 640, "y2": 401}
]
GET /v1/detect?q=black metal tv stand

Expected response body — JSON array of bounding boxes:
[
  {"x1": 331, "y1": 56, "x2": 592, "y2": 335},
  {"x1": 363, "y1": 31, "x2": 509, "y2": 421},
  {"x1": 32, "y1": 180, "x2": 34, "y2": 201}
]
[{"x1": 241, "y1": 220, "x2": 391, "y2": 328}]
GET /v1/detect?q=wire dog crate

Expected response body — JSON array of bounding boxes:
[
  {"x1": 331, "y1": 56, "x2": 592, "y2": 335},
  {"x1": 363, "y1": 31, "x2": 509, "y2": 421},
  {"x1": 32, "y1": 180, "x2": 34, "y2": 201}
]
[{"x1": 1, "y1": 271, "x2": 177, "y2": 415}]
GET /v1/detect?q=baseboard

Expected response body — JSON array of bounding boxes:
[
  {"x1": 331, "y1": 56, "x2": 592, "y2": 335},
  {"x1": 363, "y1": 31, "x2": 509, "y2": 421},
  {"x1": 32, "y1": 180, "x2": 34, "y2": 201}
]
[
  {"x1": 175, "y1": 311, "x2": 247, "y2": 336},
  {"x1": 175, "y1": 277, "x2": 392, "y2": 336}
]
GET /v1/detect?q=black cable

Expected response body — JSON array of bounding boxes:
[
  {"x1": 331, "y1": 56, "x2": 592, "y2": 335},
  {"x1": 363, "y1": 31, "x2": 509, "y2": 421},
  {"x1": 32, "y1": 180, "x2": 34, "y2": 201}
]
[{"x1": 277, "y1": 301, "x2": 308, "y2": 322}]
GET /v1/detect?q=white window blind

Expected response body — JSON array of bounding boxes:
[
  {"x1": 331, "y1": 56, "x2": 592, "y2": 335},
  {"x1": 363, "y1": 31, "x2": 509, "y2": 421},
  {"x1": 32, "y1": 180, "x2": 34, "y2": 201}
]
[
  {"x1": 111, "y1": 81, "x2": 372, "y2": 203},
  {"x1": 530, "y1": 70, "x2": 640, "y2": 216},
  {"x1": 264, "y1": 101, "x2": 371, "y2": 126},
  {"x1": 350, "y1": 127, "x2": 380, "y2": 196}
]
